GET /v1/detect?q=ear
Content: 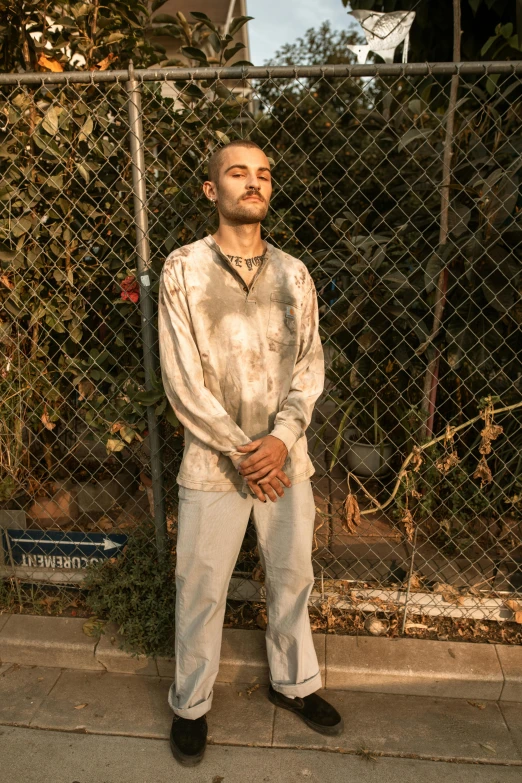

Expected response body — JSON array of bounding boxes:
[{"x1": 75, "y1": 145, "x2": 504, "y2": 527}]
[{"x1": 203, "y1": 180, "x2": 217, "y2": 203}]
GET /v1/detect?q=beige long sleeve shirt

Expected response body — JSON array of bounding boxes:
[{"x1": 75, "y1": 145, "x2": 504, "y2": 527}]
[{"x1": 157, "y1": 235, "x2": 325, "y2": 493}]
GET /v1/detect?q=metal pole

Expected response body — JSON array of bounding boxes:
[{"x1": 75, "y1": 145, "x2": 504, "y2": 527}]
[
  {"x1": 2, "y1": 61, "x2": 522, "y2": 86},
  {"x1": 400, "y1": 524, "x2": 419, "y2": 635},
  {"x1": 125, "y1": 60, "x2": 167, "y2": 557}
]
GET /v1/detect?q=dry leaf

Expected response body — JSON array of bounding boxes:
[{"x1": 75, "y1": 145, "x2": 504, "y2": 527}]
[
  {"x1": 38, "y1": 53, "x2": 63, "y2": 72},
  {"x1": 478, "y1": 742, "x2": 496, "y2": 755},
  {"x1": 246, "y1": 683, "x2": 260, "y2": 697},
  {"x1": 473, "y1": 455, "x2": 492, "y2": 486},
  {"x1": 95, "y1": 52, "x2": 117, "y2": 70},
  {"x1": 409, "y1": 573, "x2": 424, "y2": 590},
  {"x1": 402, "y1": 509, "x2": 415, "y2": 542},
  {"x1": 411, "y1": 446, "x2": 424, "y2": 472},
  {"x1": 78, "y1": 378, "x2": 95, "y2": 401},
  {"x1": 467, "y1": 700, "x2": 486, "y2": 710},
  {"x1": 433, "y1": 583, "x2": 463, "y2": 604},
  {"x1": 256, "y1": 609, "x2": 267, "y2": 630},
  {"x1": 82, "y1": 617, "x2": 105, "y2": 637},
  {"x1": 343, "y1": 493, "x2": 361, "y2": 534},
  {"x1": 41, "y1": 407, "x2": 56, "y2": 431},
  {"x1": 477, "y1": 397, "x2": 503, "y2": 457},
  {"x1": 251, "y1": 564, "x2": 265, "y2": 583},
  {"x1": 435, "y1": 450, "x2": 460, "y2": 474},
  {"x1": 74, "y1": 703, "x2": 88, "y2": 710}
]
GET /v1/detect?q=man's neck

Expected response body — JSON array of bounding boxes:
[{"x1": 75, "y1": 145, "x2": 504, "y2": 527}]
[{"x1": 212, "y1": 222, "x2": 265, "y2": 260}]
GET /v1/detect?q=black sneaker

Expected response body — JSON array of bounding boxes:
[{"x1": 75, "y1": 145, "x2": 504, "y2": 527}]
[
  {"x1": 169, "y1": 714, "x2": 208, "y2": 766},
  {"x1": 268, "y1": 684, "x2": 344, "y2": 736}
]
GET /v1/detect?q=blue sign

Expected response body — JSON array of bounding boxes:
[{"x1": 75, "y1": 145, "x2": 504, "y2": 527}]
[{"x1": 3, "y1": 530, "x2": 127, "y2": 569}]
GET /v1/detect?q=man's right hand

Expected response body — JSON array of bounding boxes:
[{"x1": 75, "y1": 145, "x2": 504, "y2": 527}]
[{"x1": 247, "y1": 469, "x2": 291, "y2": 503}]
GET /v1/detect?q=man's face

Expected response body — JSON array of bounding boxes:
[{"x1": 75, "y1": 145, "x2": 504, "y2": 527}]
[{"x1": 206, "y1": 146, "x2": 272, "y2": 224}]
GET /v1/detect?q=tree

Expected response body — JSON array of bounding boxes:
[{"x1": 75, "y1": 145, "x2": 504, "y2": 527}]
[
  {"x1": 0, "y1": 3, "x2": 249, "y2": 501},
  {"x1": 252, "y1": 18, "x2": 522, "y2": 539}
]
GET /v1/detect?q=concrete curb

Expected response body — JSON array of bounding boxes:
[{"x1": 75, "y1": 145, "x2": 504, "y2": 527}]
[{"x1": 0, "y1": 613, "x2": 520, "y2": 702}]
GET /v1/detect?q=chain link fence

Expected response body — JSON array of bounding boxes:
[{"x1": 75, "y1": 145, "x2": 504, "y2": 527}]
[{"x1": 1, "y1": 62, "x2": 522, "y2": 639}]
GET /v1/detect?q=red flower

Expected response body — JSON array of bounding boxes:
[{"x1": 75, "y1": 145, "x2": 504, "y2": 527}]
[{"x1": 120, "y1": 276, "x2": 140, "y2": 303}]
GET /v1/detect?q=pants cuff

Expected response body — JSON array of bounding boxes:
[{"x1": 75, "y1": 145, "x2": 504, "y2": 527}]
[
  {"x1": 270, "y1": 669, "x2": 322, "y2": 698},
  {"x1": 168, "y1": 683, "x2": 213, "y2": 719}
]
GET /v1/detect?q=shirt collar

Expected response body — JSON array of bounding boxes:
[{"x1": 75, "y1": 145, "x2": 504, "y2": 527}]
[{"x1": 204, "y1": 234, "x2": 273, "y2": 263}]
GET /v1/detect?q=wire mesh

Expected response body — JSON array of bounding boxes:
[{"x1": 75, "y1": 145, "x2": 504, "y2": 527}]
[{"x1": 1, "y1": 63, "x2": 521, "y2": 638}]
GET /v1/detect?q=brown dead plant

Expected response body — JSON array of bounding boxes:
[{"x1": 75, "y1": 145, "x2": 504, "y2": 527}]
[{"x1": 342, "y1": 396, "x2": 522, "y2": 542}]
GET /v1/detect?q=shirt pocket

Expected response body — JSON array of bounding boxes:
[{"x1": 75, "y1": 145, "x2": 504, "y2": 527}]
[{"x1": 266, "y1": 293, "x2": 300, "y2": 345}]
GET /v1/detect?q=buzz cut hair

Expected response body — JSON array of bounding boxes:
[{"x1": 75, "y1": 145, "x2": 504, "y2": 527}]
[{"x1": 207, "y1": 139, "x2": 264, "y2": 184}]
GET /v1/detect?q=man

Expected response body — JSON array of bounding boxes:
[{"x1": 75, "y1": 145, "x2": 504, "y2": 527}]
[{"x1": 158, "y1": 139, "x2": 343, "y2": 767}]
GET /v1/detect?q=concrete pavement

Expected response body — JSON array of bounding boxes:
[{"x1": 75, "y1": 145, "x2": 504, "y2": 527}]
[
  {"x1": 0, "y1": 663, "x2": 521, "y2": 781},
  {"x1": 2, "y1": 614, "x2": 522, "y2": 700},
  {"x1": 2, "y1": 727, "x2": 522, "y2": 783}
]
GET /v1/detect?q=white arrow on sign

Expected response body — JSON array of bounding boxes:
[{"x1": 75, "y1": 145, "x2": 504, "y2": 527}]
[{"x1": 9, "y1": 536, "x2": 124, "y2": 551}]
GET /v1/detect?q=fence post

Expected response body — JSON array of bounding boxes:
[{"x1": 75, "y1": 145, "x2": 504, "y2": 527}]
[{"x1": 125, "y1": 60, "x2": 167, "y2": 557}]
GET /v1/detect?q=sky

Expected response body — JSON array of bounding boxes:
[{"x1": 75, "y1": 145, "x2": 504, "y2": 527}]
[{"x1": 246, "y1": 0, "x2": 354, "y2": 65}]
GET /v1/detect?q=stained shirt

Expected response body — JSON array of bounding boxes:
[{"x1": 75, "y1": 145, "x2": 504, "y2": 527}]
[{"x1": 157, "y1": 235, "x2": 325, "y2": 493}]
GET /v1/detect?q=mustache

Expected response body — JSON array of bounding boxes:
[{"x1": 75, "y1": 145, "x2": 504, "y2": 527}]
[{"x1": 241, "y1": 191, "x2": 265, "y2": 202}]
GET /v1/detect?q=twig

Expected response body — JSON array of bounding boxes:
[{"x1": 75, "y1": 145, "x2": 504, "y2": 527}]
[{"x1": 421, "y1": 0, "x2": 462, "y2": 439}]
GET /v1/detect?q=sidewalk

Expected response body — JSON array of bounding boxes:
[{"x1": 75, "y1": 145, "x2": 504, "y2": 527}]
[{"x1": 1, "y1": 663, "x2": 521, "y2": 782}]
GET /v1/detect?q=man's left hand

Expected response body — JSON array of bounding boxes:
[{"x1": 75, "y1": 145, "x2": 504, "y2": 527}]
[{"x1": 237, "y1": 435, "x2": 288, "y2": 483}]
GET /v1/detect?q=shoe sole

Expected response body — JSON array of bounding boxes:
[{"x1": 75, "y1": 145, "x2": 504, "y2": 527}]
[
  {"x1": 169, "y1": 735, "x2": 206, "y2": 766},
  {"x1": 268, "y1": 691, "x2": 344, "y2": 737}
]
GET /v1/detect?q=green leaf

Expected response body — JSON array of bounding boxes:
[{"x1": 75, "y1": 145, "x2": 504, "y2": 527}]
[
  {"x1": 181, "y1": 46, "x2": 209, "y2": 64},
  {"x1": 424, "y1": 252, "x2": 443, "y2": 293},
  {"x1": 215, "y1": 84, "x2": 232, "y2": 99},
  {"x1": 190, "y1": 11, "x2": 219, "y2": 34},
  {"x1": 227, "y1": 16, "x2": 254, "y2": 38},
  {"x1": 215, "y1": 130, "x2": 231, "y2": 144},
  {"x1": 486, "y1": 72, "x2": 500, "y2": 95},
  {"x1": 151, "y1": 0, "x2": 168, "y2": 10},
  {"x1": 165, "y1": 405, "x2": 179, "y2": 427},
  {"x1": 78, "y1": 116, "x2": 94, "y2": 142},
  {"x1": 33, "y1": 133, "x2": 64, "y2": 158},
  {"x1": 0, "y1": 250, "x2": 18, "y2": 262},
  {"x1": 398, "y1": 128, "x2": 432, "y2": 150},
  {"x1": 480, "y1": 34, "x2": 498, "y2": 56},
  {"x1": 153, "y1": 14, "x2": 179, "y2": 24},
  {"x1": 75, "y1": 162, "x2": 90, "y2": 183},
  {"x1": 228, "y1": 60, "x2": 253, "y2": 67},
  {"x1": 183, "y1": 83, "x2": 205, "y2": 98},
  {"x1": 104, "y1": 32, "x2": 126, "y2": 44},
  {"x1": 223, "y1": 42, "x2": 245, "y2": 62},
  {"x1": 382, "y1": 272, "x2": 415, "y2": 289},
  {"x1": 12, "y1": 216, "x2": 32, "y2": 237},
  {"x1": 208, "y1": 31, "x2": 222, "y2": 53},
  {"x1": 41, "y1": 105, "x2": 60, "y2": 136},
  {"x1": 132, "y1": 389, "x2": 164, "y2": 405},
  {"x1": 482, "y1": 274, "x2": 514, "y2": 312},
  {"x1": 448, "y1": 202, "x2": 471, "y2": 238}
]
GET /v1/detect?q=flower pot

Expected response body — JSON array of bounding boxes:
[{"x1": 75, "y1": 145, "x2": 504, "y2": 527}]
[{"x1": 345, "y1": 432, "x2": 394, "y2": 477}]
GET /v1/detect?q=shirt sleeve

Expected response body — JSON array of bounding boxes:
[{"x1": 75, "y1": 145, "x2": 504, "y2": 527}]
[
  {"x1": 158, "y1": 256, "x2": 252, "y2": 474},
  {"x1": 270, "y1": 277, "x2": 325, "y2": 453}
]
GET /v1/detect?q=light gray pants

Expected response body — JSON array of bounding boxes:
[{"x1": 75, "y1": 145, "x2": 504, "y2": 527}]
[{"x1": 168, "y1": 479, "x2": 321, "y2": 719}]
